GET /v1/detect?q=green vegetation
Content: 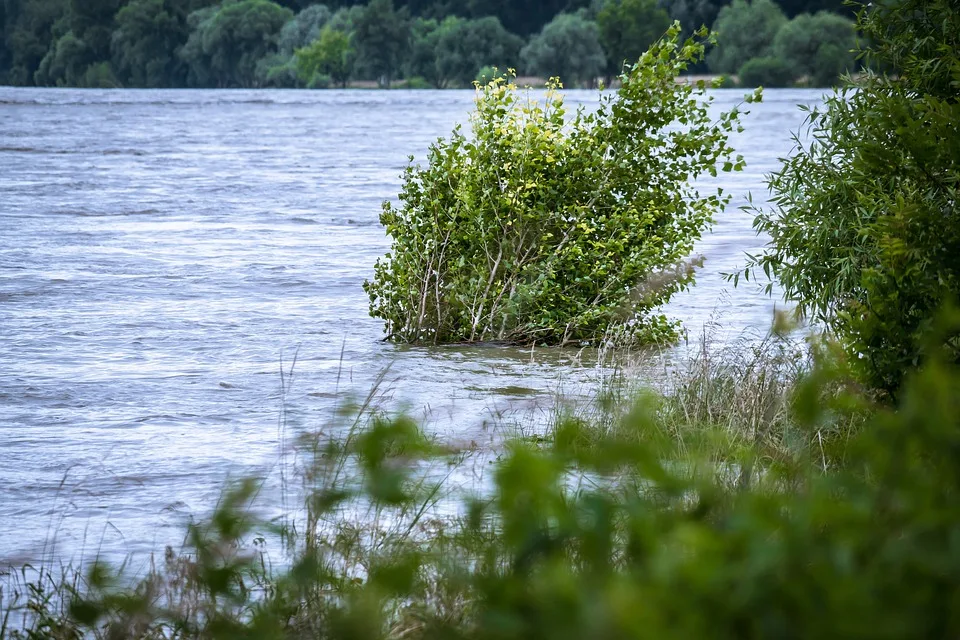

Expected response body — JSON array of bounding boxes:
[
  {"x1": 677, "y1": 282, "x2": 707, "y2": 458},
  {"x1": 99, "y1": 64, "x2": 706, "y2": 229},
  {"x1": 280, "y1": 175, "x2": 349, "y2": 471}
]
[
  {"x1": 365, "y1": 26, "x2": 755, "y2": 345},
  {"x1": 5, "y1": 0, "x2": 960, "y2": 637},
  {"x1": 771, "y1": 10, "x2": 854, "y2": 86},
  {"x1": 595, "y1": 0, "x2": 670, "y2": 84},
  {"x1": 6, "y1": 316, "x2": 960, "y2": 638},
  {"x1": 737, "y1": 55, "x2": 792, "y2": 87},
  {"x1": 180, "y1": 0, "x2": 294, "y2": 88},
  {"x1": 404, "y1": 16, "x2": 522, "y2": 89},
  {"x1": 736, "y1": 0, "x2": 960, "y2": 396},
  {"x1": 519, "y1": 12, "x2": 605, "y2": 89},
  {"x1": 1, "y1": 0, "x2": 855, "y2": 88},
  {"x1": 707, "y1": 0, "x2": 787, "y2": 76},
  {"x1": 296, "y1": 24, "x2": 351, "y2": 87},
  {"x1": 708, "y1": 0, "x2": 855, "y2": 87}
]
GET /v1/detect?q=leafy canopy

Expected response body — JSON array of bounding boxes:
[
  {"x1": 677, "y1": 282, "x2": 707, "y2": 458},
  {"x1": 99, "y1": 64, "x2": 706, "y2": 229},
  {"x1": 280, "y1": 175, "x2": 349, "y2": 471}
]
[
  {"x1": 737, "y1": 55, "x2": 793, "y2": 87},
  {"x1": 707, "y1": 0, "x2": 786, "y2": 75},
  {"x1": 365, "y1": 24, "x2": 757, "y2": 346},
  {"x1": 179, "y1": 0, "x2": 292, "y2": 87},
  {"x1": 772, "y1": 10, "x2": 855, "y2": 87},
  {"x1": 735, "y1": 0, "x2": 960, "y2": 395},
  {"x1": 596, "y1": 0, "x2": 671, "y2": 81},
  {"x1": 520, "y1": 11, "x2": 605, "y2": 88},
  {"x1": 296, "y1": 23, "x2": 352, "y2": 87},
  {"x1": 351, "y1": 0, "x2": 410, "y2": 87},
  {"x1": 111, "y1": 0, "x2": 186, "y2": 87}
]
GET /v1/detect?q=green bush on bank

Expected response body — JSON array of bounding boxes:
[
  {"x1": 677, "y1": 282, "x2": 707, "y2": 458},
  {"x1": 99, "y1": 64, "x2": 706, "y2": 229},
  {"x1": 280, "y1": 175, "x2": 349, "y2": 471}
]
[
  {"x1": 735, "y1": 0, "x2": 960, "y2": 396},
  {"x1": 772, "y1": 10, "x2": 855, "y2": 87},
  {"x1": 737, "y1": 56, "x2": 793, "y2": 88},
  {"x1": 709, "y1": 0, "x2": 856, "y2": 88},
  {"x1": 365, "y1": 25, "x2": 757, "y2": 346}
]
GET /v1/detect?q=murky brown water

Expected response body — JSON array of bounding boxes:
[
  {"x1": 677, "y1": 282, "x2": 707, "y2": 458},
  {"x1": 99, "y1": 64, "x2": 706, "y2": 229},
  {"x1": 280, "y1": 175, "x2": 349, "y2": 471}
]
[{"x1": 0, "y1": 87, "x2": 820, "y2": 564}]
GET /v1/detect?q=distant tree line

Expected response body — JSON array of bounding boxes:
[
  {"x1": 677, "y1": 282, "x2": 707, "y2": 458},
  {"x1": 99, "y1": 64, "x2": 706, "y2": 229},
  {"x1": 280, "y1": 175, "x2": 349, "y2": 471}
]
[{"x1": 0, "y1": 0, "x2": 853, "y2": 88}]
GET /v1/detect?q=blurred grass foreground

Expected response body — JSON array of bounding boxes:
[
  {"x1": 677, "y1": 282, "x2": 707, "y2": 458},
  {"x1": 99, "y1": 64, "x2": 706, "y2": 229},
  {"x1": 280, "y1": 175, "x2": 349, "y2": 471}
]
[{"x1": 3, "y1": 318, "x2": 960, "y2": 639}]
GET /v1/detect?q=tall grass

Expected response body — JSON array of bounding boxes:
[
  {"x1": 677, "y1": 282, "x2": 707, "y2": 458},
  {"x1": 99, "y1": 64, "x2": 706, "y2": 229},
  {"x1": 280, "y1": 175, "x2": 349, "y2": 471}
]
[{"x1": 6, "y1": 325, "x2": 959, "y2": 639}]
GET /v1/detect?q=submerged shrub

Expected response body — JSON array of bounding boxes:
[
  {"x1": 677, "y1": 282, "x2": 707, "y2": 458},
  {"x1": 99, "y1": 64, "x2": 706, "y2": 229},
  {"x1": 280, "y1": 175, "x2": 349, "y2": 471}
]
[{"x1": 365, "y1": 24, "x2": 758, "y2": 346}]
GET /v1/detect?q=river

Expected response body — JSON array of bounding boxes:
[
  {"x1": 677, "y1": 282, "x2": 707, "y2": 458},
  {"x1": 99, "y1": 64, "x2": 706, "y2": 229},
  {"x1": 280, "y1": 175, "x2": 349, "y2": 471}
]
[{"x1": 0, "y1": 87, "x2": 821, "y2": 565}]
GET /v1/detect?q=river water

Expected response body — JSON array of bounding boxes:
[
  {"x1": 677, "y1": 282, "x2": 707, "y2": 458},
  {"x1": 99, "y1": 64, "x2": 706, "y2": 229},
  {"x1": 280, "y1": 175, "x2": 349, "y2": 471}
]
[{"x1": 0, "y1": 87, "x2": 820, "y2": 566}]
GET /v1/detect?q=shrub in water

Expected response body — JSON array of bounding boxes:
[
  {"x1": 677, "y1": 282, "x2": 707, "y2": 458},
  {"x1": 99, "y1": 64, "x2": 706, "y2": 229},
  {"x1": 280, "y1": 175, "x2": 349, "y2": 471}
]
[{"x1": 365, "y1": 25, "x2": 757, "y2": 345}]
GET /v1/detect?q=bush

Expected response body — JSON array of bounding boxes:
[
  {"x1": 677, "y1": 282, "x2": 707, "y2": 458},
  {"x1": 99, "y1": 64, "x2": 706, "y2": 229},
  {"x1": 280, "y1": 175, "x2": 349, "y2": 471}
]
[
  {"x1": 400, "y1": 75, "x2": 431, "y2": 89},
  {"x1": 737, "y1": 55, "x2": 794, "y2": 87},
  {"x1": 365, "y1": 25, "x2": 756, "y2": 346},
  {"x1": 474, "y1": 64, "x2": 499, "y2": 85},
  {"x1": 707, "y1": 0, "x2": 787, "y2": 74},
  {"x1": 773, "y1": 11, "x2": 856, "y2": 86},
  {"x1": 256, "y1": 53, "x2": 299, "y2": 88},
  {"x1": 734, "y1": 0, "x2": 960, "y2": 396},
  {"x1": 306, "y1": 72, "x2": 332, "y2": 89},
  {"x1": 296, "y1": 26, "x2": 354, "y2": 88},
  {"x1": 80, "y1": 61, "x2": 118, "y2": 88},
  {"x1": 519, "y1": 12, "x2": 606, "y2": 88},
  {"x1": 434, "y1": 16, "x2": 523, "y2": 88}
]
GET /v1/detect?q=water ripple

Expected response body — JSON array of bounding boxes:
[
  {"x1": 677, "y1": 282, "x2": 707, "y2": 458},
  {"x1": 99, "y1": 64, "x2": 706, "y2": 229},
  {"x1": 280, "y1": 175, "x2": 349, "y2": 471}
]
[{"x1": 0, "y1": 86, "x2": 822, "y2": 565}]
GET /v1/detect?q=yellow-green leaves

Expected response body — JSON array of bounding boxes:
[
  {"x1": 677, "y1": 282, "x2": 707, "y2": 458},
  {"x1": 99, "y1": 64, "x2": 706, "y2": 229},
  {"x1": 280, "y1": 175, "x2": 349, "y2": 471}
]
[{"x1": 365, "y1": 26, "x2": 755, "y2": 346}]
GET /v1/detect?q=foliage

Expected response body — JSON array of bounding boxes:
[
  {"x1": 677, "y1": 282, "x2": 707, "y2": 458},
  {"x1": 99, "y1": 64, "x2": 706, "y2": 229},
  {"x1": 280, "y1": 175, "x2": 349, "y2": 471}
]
[
  {"x1": 179, "y1": 0, "x2": 292, "y2": 88},
  {"x1": 352, "y1": 0, "x2": 410, "y2": 86},
  {"x1": 177, "y1": 3, "x2": 216, "y2": 85},
  {"x1": 365, "y1": 25, "x2": 755, "y2": 345},
  {"x1": 23, "y1": 0, "x2": 124, "y2": 85},
  {"x1": 7, "y1": 318, "x2": 960, "y2": 638},
  {"x1": 404, "y1": 15, "x2": 520, "y2": 89},
  {"x1": 277, "y1": 2, "x2": 332, "y2": 55},
  {"x1": 326, "y1": 3, "x2": 363, "y2": 32},
  {"x1": 296, "y1": 24, "x2": 353, "y2": 87},
  {"x1": 33, "y1": 29, "x2": 87, "y2": 85},
  {"x1": 1, "y1": 0, "x2": 69, "y2": 85},
  {"x1": 0, "y1": 0, "x2": 860, "y2": 88},
  {"x1": 453, "y1": 0, "x2": 591, "y2": 37},
  {"x1": 737, "y1": 55, "x2": 792, "y2": 87},
  {"x1": 733, "y1": 0, "x2": 960, "y2": 396},
  {"x1": 774, "y1": 0, "x2": 849, "y2": 18},
  {"x1": 474, "y1": 64, "x2": 498, "y2": 84},
  {"x1": 520, "y1": 11, "x2": 605, "y2": 87},
  {"x1": 653, "y1": 0, "x2": 721, "y2": 74},
  {"x1": 656, "y1": 0, "x2": 721, "y2": 36},
  {"x1": 110, "y1": 0, "x2": 187, "y2": 87},
  {"x1": 433, "y1": 16, "x2": 521, "y2": 88},
  {"x1": 773, "y1": 10, "x2": 855, "y2": 86},
  {"x1": 404, "y1": 16, "x2": 443, "y2": 86},
  {"x1": 596, "y1": 0, "x2": 670, "y2": 81},
  {"x1": 707, "y1": 0, "x2": 786, "y2": 74},
  {"x1": 66, "y1": 0, "x2": 124, "y2": 61},
  {"x1": 255, "y1": 50, "x2": 299, "y2": 85}
]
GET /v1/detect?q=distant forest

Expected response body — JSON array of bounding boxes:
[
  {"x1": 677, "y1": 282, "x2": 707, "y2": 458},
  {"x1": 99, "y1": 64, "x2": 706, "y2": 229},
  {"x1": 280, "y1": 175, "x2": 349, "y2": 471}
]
[{"x1": 0, "y1": 0, "x2": 856, "y2": 88}]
